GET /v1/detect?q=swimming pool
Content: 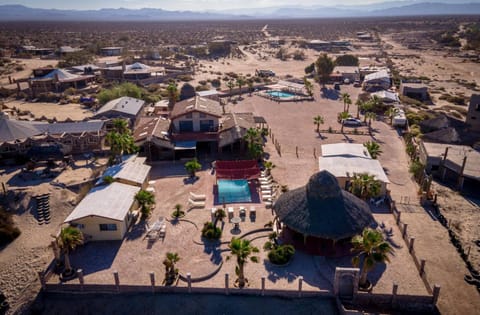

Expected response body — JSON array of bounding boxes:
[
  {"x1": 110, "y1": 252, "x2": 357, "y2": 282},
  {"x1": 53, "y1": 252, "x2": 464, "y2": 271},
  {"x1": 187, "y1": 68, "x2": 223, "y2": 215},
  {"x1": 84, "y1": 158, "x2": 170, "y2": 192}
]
[
  {"x1": 266, "y1": 90, "x2": 296, "y2": 98},
  {"x1": 218, "y1": 179, "x2": 252, "y2": 203}
]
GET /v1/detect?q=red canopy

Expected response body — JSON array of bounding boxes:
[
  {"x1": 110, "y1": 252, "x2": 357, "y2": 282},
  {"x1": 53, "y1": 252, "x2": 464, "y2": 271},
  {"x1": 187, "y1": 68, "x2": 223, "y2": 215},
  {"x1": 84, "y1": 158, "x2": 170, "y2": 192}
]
[{"x1": 215, "y1": 160, "x2": 260, "y2": 180}]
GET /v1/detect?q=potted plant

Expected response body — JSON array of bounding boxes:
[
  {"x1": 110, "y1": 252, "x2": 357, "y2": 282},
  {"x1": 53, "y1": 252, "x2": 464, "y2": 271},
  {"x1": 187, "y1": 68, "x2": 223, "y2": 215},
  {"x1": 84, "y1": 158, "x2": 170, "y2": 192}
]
[
  {"x1": 163, "y1": 252, "x2": 180, "y2": 286},
  {"x1": 263, "y1": 232, "x2": 295, "y2": 265},
  {"x1": 171, "y1": 204, "x2": 185, "y2": 219}
]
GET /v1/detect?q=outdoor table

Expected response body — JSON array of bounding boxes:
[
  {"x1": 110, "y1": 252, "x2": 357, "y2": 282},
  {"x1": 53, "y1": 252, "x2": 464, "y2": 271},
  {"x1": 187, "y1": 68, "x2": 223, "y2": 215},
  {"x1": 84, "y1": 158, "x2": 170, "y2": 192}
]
[{"x1": 231, "y1": 217, "x2": 241, "y2": 230}]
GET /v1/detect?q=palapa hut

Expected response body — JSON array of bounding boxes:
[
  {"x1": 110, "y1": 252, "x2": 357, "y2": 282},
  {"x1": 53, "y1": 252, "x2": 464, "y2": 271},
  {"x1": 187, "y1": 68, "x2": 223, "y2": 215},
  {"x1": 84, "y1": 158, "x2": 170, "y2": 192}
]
[{"x1": 273, "y1": 171, "x2": 376, "y2": 256}]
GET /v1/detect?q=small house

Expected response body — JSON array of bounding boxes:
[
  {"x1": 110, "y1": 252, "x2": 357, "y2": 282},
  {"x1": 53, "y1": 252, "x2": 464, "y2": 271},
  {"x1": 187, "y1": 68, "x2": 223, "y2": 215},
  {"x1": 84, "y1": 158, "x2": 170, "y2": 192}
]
[
  {"x1": 332, "y1": 66, "x2": 360, "y2": 83},
  {"x1": 319, "y1": 143, "x2": 390, "y2": 195},
  {"x1": 363, "y1": 70, "x2": 391, "y2": 92},
  {"x1": 64, "y1": 182, "x2": 140, "y2": 241},
  {"x1": 94, "y1": 97, "x2": 146, "y2": 127},
  {"x1": 100, "y1": 47, "x2": 123, "y2": 56},
  {"x1": 400, "y1": 81, "x2": 428, "y2": 101}
]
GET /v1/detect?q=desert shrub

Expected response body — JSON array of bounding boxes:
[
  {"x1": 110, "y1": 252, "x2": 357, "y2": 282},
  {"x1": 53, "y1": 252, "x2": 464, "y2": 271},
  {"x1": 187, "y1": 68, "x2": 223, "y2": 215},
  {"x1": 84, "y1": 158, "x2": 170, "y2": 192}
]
[
  {"x1": 64, "y1": 87, "x2": 77, "y2": 96},
  {"x1": 177, "y1": 74, "x2": 193, "y2": 82},
  {"x1": 37, "y1": 92, "x2": 60, "y2": 103},
  {"x1": 439, "y1": 94, "x2": 466, "y2": 105},
  {"x1": 275, "y1": 47, "x2": 289, "y2": 61},
  {"x1": 15, "y1": 65, "x2": 24, "y2": 72},
  {"x1": 335, "y1": 54, "x2": 359, "y2": 66},
  {"x1": 399, "y1": 95, "x2": 423, "y2": 107},
  {"x1": 201, "y1": 222, "x2": 221, "y2": 240},
  {"x1": 292, "y1": 50, "x2": 306, "y2": 60},
  {"x1": 58, "y1": 51, "x2": 94, "y2": 68},
  {"x1": 0, "y1": 207, "x2": 21, "y2": 246},
  {"x1": 196, "y1": 85, "x2": 210, "y2": 92},
  {"x1": 211, "y1": 78, "x2": 221, "y2": 88},
  {"x1": 267, "y1": 245, "x2": 295, "y2": 265},
  {"x1": 97, "y1": 82, "x2": 143, "y2": 104},
  {"x1": 198, "y1": 80, "x2": 208, "y2": 86},
  {"x1": 304, "y1": 63, "x2": 315, "y2": 74},
  {"x1": 406, "y1": 111, "x2": 431, "y2": 126}
]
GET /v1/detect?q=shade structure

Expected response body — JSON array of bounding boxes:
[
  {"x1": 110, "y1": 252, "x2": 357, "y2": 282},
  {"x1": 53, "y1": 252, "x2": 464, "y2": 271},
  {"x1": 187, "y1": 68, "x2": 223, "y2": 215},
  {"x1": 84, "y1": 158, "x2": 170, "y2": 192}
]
[
  {"x1": 215, "y1": 160, "x2": 260, "y2": 180},
  {"x1": 273, "y1": 171, "x2": 376, "y2": 241}
]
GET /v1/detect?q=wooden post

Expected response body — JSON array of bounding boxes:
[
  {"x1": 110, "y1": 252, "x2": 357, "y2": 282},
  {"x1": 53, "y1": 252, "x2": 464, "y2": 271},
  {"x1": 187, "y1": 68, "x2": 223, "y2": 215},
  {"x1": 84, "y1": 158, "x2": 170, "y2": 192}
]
[
  {"x1": 149, "y1": 272, "x2": 155, "y2": 293},
  {"x1": 409, "y1": 237, "x2": 415, "y2": 253},
  {"x1": 419, "y1": 259, "x2": 426, "y2": 276},
  {"x1": 77, "y1": 269, "x2": 84, "y2": 291},
  {"x1": 466, "y1": 246, "x2": 471, "y2": 259},
  {"x1": 113, "y1": 271, "x2": 120, "y2": 292},
  {"x1": 298, "y1": 276, "x2": 303, "y2": 297},
  {"x1": 313, "y1": 147, "x2": 316, "y2": 158},
  {"x1": 296, "y1": 146, "x2": 298, "y2": 158},
  {"x1": 187, "y1": 273, "x2": 192, "y2": 293},
  {"x1": 261, "y1": 276, "x2": 266, "y2": 296},
  {"x1": 37, "y1": 271, "x2": 46, "y2": 290},
  {"x1": 432, "y1": 285, "x2": 441, "y2": 305},
  {"x1": 402, "y1": 223, "x2": 408, "y2": 238},
  {"x1": 225, "y1": 273, "x2": 229, "y2": 295},
  {"x1": 396, "y1": 211, "x2": 401, "y2": 225},
  {"x1": 392, "y1": 282, "x2": 398, "y2": 305}
]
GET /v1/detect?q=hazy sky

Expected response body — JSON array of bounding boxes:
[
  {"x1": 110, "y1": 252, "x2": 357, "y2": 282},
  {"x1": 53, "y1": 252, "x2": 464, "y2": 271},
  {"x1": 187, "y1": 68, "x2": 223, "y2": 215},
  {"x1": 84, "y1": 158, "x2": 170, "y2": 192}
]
[{"x1": 1, "y1": 0, "x2": 476, "y2": 11}]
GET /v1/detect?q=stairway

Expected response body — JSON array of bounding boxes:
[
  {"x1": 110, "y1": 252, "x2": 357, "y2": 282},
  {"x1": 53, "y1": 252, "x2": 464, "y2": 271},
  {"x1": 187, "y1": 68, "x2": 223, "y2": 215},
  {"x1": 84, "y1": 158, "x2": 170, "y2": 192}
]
[{"x1": 35, "y1": 193, "x2": 51, "y2": 224}]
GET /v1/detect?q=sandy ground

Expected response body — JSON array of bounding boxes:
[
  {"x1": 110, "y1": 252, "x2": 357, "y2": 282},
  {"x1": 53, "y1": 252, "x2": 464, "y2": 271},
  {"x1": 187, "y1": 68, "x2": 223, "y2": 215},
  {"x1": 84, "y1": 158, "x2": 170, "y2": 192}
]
[
  {"x1": 3, "y1": 100, "x2": 94, "y2": 121},
  {"x1": 0, "y1": 58, "x2": 58, "y2": 85},
  {"x1": 0, "y1": 159, "x2": 108, "y2": 314}
]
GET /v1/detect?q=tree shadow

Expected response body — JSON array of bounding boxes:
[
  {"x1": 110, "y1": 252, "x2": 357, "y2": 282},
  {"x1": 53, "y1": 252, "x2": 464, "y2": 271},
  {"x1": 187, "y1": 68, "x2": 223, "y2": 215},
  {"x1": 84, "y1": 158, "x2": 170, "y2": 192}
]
[
  {"x1": 124, "y1": 220, "x2": 149, "y2": 242},
  {"x1": 320, "y1": 88, "x2": 340, "y2": 100}
]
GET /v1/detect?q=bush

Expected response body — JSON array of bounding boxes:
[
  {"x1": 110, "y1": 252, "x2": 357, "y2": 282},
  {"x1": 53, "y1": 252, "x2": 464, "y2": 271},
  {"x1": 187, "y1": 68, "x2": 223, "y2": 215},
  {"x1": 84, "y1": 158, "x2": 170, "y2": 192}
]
[
  {"x1": 267, "y1": 244, "x2": 295, "y2": 265},
  {"x1": 201, "y1": 222, "x2": 221, "y2": 240},
  {"x1": 335, "y1": 54, "x2": 359, "y2": 66},
  {"x1": 97, "y1": 82, "x2": 143, "y2": 104},
  {"x1": 0, "y1": 208, "x2": 21, "y2": 246}
]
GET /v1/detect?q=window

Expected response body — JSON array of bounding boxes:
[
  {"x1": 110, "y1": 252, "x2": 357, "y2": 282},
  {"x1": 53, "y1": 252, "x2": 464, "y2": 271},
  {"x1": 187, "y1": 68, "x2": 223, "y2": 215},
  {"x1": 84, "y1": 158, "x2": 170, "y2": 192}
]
[
  {"x1": 88, "y1": 137, "x2": 97, "y2": 144},
  {"x1": 200, "y1": 120, "x2": 214, "y2": 132},
  {"x1": 99, "y1": 223, "x2": 117, "y2": 231},
  {"x1": 199, "y1": 112, "x2": 206, "y2": 118},
  {"x1": 179, "y1": 120, "x2": 194, "y2": 132},
  {"x1": 185, "y1": 113, "x2": 193, "y2": 119},
  {"x1": 74, "y1": 223, "x2": 85, "y2": 229}
]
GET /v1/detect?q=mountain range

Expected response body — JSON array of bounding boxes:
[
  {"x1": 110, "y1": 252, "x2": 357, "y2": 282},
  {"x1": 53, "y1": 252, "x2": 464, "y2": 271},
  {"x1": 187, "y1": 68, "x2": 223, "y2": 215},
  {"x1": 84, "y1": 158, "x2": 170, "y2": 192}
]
[{"x1": 0, "y1": 2, "x2": 479, "y2": 21}]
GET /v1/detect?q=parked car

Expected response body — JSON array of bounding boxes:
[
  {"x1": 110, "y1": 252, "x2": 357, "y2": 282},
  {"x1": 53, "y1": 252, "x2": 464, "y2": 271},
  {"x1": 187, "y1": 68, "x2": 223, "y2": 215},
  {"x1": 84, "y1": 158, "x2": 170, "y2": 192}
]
[
  {"x1": 341, "y1": 118, "x2": 363, "y2": 126},
  {"x1": 353, "y1": 81, "x2": 361, "y2": 87},
  {"x1": 334, "y1": 82, "x2": 341, "y2": 90}
]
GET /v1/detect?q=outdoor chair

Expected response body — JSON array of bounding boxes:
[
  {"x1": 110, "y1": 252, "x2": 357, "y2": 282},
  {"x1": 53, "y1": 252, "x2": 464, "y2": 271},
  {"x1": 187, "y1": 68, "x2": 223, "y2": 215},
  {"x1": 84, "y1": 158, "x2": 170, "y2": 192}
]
[
  {"x1": 190, "y1": 192, "x2": 206, "y2": 201},
  {"x1": 187, "y1": 198, "x2": 205, "y2": 209},
  {"x1": 228, "y1": 207, "x2": 234, "y2": 221},
  {"x1": 211, "y1": 207, "x2": 217, "y2": 221}
]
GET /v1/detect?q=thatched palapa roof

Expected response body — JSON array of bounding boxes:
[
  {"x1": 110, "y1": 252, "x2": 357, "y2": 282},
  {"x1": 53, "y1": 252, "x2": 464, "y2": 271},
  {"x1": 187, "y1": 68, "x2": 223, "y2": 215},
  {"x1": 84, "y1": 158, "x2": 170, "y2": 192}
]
[{"x1": 273, "y1": 171, "x2": 376, "y2": 241}]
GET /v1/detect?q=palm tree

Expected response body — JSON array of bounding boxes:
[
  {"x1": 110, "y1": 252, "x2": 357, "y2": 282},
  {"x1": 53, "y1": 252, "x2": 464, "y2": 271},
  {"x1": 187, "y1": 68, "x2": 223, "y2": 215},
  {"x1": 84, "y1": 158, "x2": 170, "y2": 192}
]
[
  {"x1": 213, "y1": 208, "x2": 226, "y2": 228},
  {"x1": 227, "y1": 238, "x2": 259, "y2": 288},
  {"x1": 351, "y1": 228, "x2": 394, "y2": 288},
  {"x1": 163, "y1": 252, "x2": 180, "y2": 285},
  {"x1": 348, "y1": 173, "x2": 381, "y2": 200},
  {"x1": 341, "y1": 93, "x2": 351, "y2": 112},
  {"x1": 185, "y1": 158, "x2": 202, "y2": 178},
  {"x1": 355, "y1": 99, "x2": 363, "y2": 119},
  {"x1": 243, "y1": 128, "x2": 263, "y2": 160},
  {"x1": 236, "y1": 77, "x2": 246, "y2": 96},
  {"x1": 338, "y1": 111, "x2": 350, "y2": 133},
  {"x1": 303, "y1": 77, "x2": 314, "y2": 98},
  {"x1": 363, "y1": 141, "x2": 382, "y2": 159},
  {"x1": 313, "y1": 115, "x2": 324, "y2": 133},
  {"x1": 57, "y1": 226, "x2": 84, "y2": 275},
  {"x1": 227, "y1": 80, "x2": 235, "y2": 100},
  {"x1": 315, "y1": 53, "x2": 334, "y2": 87},
  {"x1": 365, "y1": 112, "x2": 376, "y2": 133},
  {"x1": 111, "y1": 118, "x2": 129, "y2": 134},
  {"x1": 370, "y1": 95, "x2": 383, "y2": 112},
  {"x1": 247, "y1": 80, "x2": 254, "y2": 96},
  {"x1": 166, "y1": 82, "x2": 178, "y2": 109},
  {"x1": 172, "y1": 203, "x2": 184, "y2": 218},
  {"x1": 385, "y1": 107, "x2": 399, "y2": 125},
  {"x1": 263, "y1": 161, "x2": 275, "y2": 176},
  {"x1": 135, "y1": 190, "x2": 155, "y2": 219}
]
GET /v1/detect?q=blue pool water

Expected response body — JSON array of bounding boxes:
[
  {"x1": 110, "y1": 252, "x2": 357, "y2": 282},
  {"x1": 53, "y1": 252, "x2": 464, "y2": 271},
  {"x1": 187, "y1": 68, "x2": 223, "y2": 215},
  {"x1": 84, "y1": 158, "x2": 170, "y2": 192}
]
[
  {"x1": 218, "y1": 179, "x2": 252, "y2": 203},
  {"x1": 266, "y1": 90, "x2": 296, "y2": 98}
]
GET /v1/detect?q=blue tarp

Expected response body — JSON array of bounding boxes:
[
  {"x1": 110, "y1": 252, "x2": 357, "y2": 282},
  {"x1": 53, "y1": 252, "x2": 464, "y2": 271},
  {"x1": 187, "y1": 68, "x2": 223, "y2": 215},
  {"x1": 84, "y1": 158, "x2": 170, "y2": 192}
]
[{"x1": 174, "y1": 141, "x2": 197, "y2": 150}]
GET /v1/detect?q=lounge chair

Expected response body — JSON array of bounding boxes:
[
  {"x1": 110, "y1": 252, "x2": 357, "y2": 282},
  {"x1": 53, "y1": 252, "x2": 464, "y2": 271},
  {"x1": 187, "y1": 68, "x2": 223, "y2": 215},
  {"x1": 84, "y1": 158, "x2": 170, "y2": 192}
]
[
  {"x1": 211, "y1": 207, "x2": 217, "y2": 221},
  {"x1": 146, "y1": 187, "x2": 155, "y2": 193},
  {"x1": 249, "y1": 207, "x2": 256, "y2": 216},
  {"x1": 187, "y1": 198, "x2": 205, "y2": 209},
  {"x1": 261, "y1": 185, "x2": 273, "y2": 191},
  {"x1": 190, "y1": 192, "x2": 206, "y2": 201}
]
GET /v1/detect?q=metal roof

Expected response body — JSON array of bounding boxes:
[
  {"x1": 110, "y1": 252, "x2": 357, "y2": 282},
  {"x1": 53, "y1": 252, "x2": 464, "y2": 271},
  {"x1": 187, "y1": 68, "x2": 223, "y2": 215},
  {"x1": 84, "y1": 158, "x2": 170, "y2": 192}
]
[
  {"x1": 319, "y1": 156, "x2": 390, "y2": 183},
  {"x1": 64, "y1": 182, "x2": 140, "y2": 222},
  {"x1": 97, "y1": 155, "x2": 151, "y2": 186},
  {"x1": 364, "y1": 70, "x2": 390, "y2": 82},
  {"x1": 321, "y1": 143, "x2": 371, "y2": 159},
  {"x1": 95, "y1": 97, "x2": 145, "y2": 117},
  {"x1": 170, "y1": 96, "x2": 222, "y2": 119}
]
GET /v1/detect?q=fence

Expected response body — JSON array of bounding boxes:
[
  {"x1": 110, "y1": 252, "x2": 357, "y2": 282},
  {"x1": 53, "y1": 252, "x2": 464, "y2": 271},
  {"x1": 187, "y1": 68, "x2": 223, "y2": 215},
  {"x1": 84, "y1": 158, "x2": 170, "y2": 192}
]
[{"x1": 389, "y1": 200, "x2": 439, "y2": 295}]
